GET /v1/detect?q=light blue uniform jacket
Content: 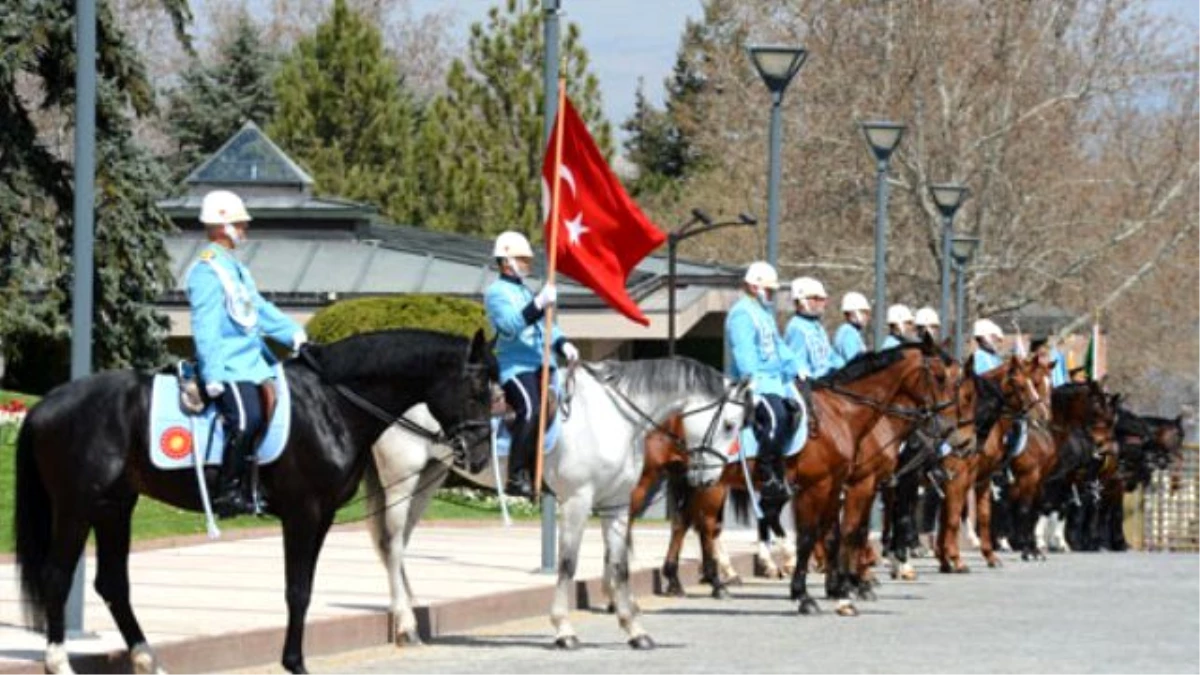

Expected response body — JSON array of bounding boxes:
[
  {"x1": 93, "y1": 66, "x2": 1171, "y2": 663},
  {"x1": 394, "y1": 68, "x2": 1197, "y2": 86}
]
[
  {"x1": 484, "y1": 276, "x2": 565, "y2": 384},
  {"x1": 784, "y1": 314, "x2": 840, "y2": 378},
  {"x1": 973, "y1": 347, "x2": 1005, "y2": 374},
  {"x1": 832, "y1": 323, "x2": 867, "y2": 365},
  {"x1": 726, "y1": 295, "x2": 802, "y2": 397},
  {"x1": 187, "y1": 242, "x2": 302, "y2": 386}
]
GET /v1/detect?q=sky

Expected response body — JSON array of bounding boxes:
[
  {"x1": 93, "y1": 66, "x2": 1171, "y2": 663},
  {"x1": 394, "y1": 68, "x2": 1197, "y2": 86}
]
[{"x1": 407, "y1": 0, "x2": 1198, "y2": 142}]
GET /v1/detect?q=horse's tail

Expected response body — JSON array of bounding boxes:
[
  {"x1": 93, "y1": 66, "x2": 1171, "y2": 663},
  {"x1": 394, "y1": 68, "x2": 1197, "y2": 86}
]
[
  {"x1": 14, "y1": 416, "x2": 51, "y2": 629},
  {"x1": 730, "y1": 489, "x2": 753, "y2": 526}
]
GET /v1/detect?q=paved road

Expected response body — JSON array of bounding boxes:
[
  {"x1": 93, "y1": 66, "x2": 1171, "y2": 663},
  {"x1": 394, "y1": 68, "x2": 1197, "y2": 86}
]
[{"x1": 251, "y1": 552, "x2": 1199, "y2": 674}]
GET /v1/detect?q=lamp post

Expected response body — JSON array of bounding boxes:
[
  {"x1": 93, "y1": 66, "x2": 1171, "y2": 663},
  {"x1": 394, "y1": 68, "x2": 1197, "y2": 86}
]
[
  {"x1": 860, "y1": 120, "x2": 905, "y2": 349},
  {"x1": 929, "y1": 183, "x2": 969, "y2": 341},
  {"x1": 951, "y1": 235, "x2": 980, "y2": 361},
  {"x1": 668, "y1": 210, "x2": 758, "y2": 357},
  {"x1": 747, "y1": 45, "x2": 807, "y2": 273}
]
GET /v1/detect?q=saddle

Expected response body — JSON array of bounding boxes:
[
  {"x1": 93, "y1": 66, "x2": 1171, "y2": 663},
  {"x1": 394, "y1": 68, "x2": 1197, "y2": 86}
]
[{"x1": 173, "y1": 360, "x2": 278, "y2": 435}]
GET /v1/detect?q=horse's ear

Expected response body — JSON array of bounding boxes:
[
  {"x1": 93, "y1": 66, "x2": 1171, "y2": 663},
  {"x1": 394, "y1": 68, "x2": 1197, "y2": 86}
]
[
  {"x1": 920, "y1": 330, "x2": 936, "y2": 352},
  {"x1": 964, "y1": 353, "x2": 976, "y2": 376},
  {"x1": 467, "y1": 329, "x2": 487, "y2": 363}
]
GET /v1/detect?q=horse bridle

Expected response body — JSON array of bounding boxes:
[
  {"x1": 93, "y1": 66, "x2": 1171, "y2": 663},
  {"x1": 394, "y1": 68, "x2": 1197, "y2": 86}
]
[
  {"x1": 819, "y1": 351, "x2": 956, "y2": 425},
  {"x1": 578, "y1": 362, "x2": 748, "y2": 477},
  {"x1": 298, "y1": 348, "x2": 493, "y2": 469}
]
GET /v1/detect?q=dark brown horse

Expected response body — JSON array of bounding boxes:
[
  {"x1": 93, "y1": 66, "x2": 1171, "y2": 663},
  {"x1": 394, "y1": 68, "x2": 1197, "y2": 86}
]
[{"x1": 662, "y1": 339, "x2": 958, "y2": 616}]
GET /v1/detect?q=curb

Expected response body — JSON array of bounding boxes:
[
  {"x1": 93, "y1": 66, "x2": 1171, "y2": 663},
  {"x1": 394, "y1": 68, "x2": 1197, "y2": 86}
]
[{"x1": 1, "y1": 552, "x2": 757, "y2": 674}]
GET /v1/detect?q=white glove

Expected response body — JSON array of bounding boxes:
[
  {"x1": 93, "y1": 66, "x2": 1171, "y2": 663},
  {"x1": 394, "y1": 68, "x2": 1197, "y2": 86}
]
[
  {"x1": 292, "y1": 330, "x2": 309, "y2": 352},
  {"x1": 205, "y1": 381, "x2": 226, "y2": 399},
  {"x1": 534, "y1": 284, "x2": 557, "y2": 310},
  {"x1": 560, "y1": 341, "x2": 580, "y2": 363}
]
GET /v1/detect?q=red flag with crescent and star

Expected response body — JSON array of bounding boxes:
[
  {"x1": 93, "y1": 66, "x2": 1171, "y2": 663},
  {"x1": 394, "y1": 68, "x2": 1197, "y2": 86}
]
[{"x1": 542, "y1": 96, "x2": 666, "y2": 326}]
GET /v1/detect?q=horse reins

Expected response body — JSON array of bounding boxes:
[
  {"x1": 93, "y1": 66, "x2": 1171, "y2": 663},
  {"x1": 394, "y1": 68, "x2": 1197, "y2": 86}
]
[{"x1": 298, "y1": 348, "x2": 492, "y2": 468}]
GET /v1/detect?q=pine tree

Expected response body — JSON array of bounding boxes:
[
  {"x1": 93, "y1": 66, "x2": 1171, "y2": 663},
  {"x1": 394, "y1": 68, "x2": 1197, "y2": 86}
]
[
  {"x1": 0, "y1": 0, "x2": 183, "y2": 389},
  {"x1": 268, "y1": 0, "x2": 421, "y2": 223},
  {"x1": 414, "y1": 0, "x2": 612, "y2": 239},
  {"x1": 165, "y1": 12, "x2": 278, "y2": 177}
]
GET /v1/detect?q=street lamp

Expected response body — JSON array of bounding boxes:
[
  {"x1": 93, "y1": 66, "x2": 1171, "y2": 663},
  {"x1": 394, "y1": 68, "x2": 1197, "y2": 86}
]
[
  {"x1": 860, "y1": 120, "x2": 905, "y2": 349},
  {"x1": 929, "y1": 183, "x2": 969, "y2": 343},
  {"x1": 951, "y1": 235, "x2": 980, "y2": 361},
  {"x1": 748, "y1": 45, "x2": 807, "y2": 273},
  {"x1": 668, "y1": 209, "x2": 758, "y2": 357}
]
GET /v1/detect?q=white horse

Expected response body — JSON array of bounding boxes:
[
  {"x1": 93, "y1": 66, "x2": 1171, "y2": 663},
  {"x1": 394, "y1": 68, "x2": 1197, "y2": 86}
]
[{"x1": 366, "y1": 357, "x2": 752, "y2": 650}]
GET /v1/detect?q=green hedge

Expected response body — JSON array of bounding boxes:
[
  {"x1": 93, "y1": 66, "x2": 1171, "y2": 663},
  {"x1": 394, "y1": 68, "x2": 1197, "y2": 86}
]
[{"x1": 306, "y1": 295, "x2": 491, "y2": 343}]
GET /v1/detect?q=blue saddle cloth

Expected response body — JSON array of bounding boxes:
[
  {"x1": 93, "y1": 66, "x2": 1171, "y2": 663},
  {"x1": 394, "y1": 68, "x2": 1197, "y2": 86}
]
[
  {"x1": 735, "y1": 387, "x2": 808, "y2": 461},
  {"x1": 1005, "y1": 420, "x2": 1029, "y2": 459},
  {"x1": 149, "y1": 364, "x2": 292, "y2": 471}
]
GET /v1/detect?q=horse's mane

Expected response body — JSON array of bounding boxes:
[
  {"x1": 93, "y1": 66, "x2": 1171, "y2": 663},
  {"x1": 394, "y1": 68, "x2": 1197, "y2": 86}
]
[
  {"x1": 589, "y1": 356, "x2": 726, "y2": 400},
  {"x1": 817, "y1": 344, "x2": 915, "y2": 387},
  {"x1": 306, "y1": 329, "x2": 470, "y2": 383}
]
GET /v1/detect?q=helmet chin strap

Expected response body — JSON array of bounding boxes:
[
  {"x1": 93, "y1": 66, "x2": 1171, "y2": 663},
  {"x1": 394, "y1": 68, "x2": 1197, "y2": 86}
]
[
  {"x1": 505, "y1": 257, "x2": 524, "y2": 279},
  {"x1": 222, "y1": 223, "x2": 243, "y2": 248}
]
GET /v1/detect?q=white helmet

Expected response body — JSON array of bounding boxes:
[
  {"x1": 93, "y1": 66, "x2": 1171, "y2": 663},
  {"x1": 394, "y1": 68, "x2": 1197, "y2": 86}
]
[
  {"x1": 493, "y1": 231, "x2": 533, "y2": 258},
  {"x1": 743, "y1": 261, "x2": 780, "y2": 290},
  {"x1": 914, "y1": 307, "x2": 940, "y2": 327},
  {"x1": 199, "y1": 190, "x2": 251, "y2": 226},
  {"x1": 790, "y1": 277, "x2": 827, "y2": 300},
  {"x1": 841, "y1": 292, "x2": 870, "y2": 313},
  {"x1": 886, "y1": 304, "x2": 914, "y2": 326},
  {"x1": 973, "y1": 319, "x2": 1004, "y2": 339}
]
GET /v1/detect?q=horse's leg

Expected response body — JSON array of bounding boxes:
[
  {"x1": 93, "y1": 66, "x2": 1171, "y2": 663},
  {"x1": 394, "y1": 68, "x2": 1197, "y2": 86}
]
[
  {"x1": 790, "y1": 479, "x2": 831, "y2": 615},
  {"x1": 976, "y1": 480, "x2": 1000, "y2": 567},
  {"x1": 709, "y1": 489, "x2": 740, "y2": 585},
  {"x1": 964, "y1": 485, "x2": 982, "y2": 548},
  {"x1": 385, "y1": 491, "x2": 418, "y2": 646},
  {"x1": 42, "y1": 514, "x2": 92, "y2": 675},
  {"x1": 823, "y1": 513, "x2": 841, "y2": 599},
  {"x1": 601, "y1": 511, "x2": 654, "y2": 649},
  {"x1": 279, "y1": 511, "x2": 334, "y2": 674},
  {"x1": 755, "y1": 518, "x2": 781, "y2": 579},
  {"x1": 551, "y1": 492, "x2": 591, "y2": 649},
  {"x1": 938, "y1": 469, "x2": 969, "y2": 574},
  {"x1": 698, "y1": 491, "x2": 728, "y2": 599},
  {"x1": 890, "y1": 474, "x2": 918, "y2": 581},
  {"x1": 660, "y1": 487, "x2": 690, "y2": 597},
  {"x1": 93, "y1": 494, "x2": 164, "y2": 674},
  {"x1": 769, "y1": 511, "x2": 797, "y2": 577},
  {"x1": 839, "y1": 477, "x2": 876, "y2": 604}
]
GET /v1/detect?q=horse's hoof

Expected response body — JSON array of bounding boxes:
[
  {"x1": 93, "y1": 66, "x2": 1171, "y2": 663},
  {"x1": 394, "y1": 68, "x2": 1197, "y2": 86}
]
[
  {"x1": 664, "y1": 581, "x2": 685, "y2": 597},
  {"x1": 939, "y1": 562, "x2": 953, "y2": 574},
  {"x1": 836, "y1": 601, "x2": 858, "y2": 617},
  {"x1": 395, "y1": 629, "x2": 423, "y2": 647},
  {"x1": 629, "y1": 635, "x2": 656, "y2": 650},
  {"x1": 955, "y1": 564, "x2": 971, "y2": 574},
  {"x1": 283, "y1": 659, "x2": 308, "y2": 675},
  {"x1": 987, "y1": 557, "x2": 1002, "y2": 569},
  {"x1": 856, "y1": 587, "x2": 877, "y2": 602},
  {"x1": 606, "y1": 602, "x2": 616, "y2": 614},
  {"x1": 900, "y1": 568, "x2": 918, "y2": 582},
  {"x1": 869, "y1": 574, "x2": 882, "y2": 588},
  {"x1": 131, "y1": 643, "x2": 167, "y2": 674},
  {"x1": 798, "y1": 597, "x2": 820, "y2": 615},
  {"x1": 725, "y1": 574, "x2": 744, "y2": 587},
  {"x1": 555, "y1": 635, "x2": 581, "y2": 651},
  {"x1": 712, "y1": 585, "x2": 730, "y2": 600}
]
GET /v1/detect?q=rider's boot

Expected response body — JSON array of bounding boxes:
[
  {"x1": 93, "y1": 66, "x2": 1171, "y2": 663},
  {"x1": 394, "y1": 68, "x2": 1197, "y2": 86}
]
[{"x1": 212, "y1": 432, "x2": 252, "y2": 518}]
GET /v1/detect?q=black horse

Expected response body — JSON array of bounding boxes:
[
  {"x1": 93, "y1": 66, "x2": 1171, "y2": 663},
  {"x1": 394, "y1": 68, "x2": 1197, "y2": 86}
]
[{"x1": 14, "y1": 329, "x2": 497, "y2": 674}]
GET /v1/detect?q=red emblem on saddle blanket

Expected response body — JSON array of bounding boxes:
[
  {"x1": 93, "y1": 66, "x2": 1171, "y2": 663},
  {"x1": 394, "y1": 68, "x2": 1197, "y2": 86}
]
[
  {"x1": 728, "y1": 439, "x2": 740, "y2": 457},
  {"x1": 160, "y1": 426, "x2": 193, "y2": 460}
]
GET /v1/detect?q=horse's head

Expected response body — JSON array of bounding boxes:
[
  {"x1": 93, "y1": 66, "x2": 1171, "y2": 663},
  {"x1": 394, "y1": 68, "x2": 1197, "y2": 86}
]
[
  {"x1": 681, "y1": 377, "x2": 753, "y2": 487},
  {"x1": 1051, "y1": 381, "x2": 1117, "y2": 457},
  {"x1": 889, "y1": 334, "x2": 959, "y2": 444},
  {"x1": 986, "y1": 355, "x2": 1041, "y2": 420},
  {"x1": 422, "y1": 329, "x2": 498, "y2": 473}
]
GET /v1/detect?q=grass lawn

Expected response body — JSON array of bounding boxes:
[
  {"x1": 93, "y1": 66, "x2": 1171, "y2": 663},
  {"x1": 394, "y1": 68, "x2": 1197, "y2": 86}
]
[{"x1": 0, "y1": 390, "x2": 536, "y2": 554}]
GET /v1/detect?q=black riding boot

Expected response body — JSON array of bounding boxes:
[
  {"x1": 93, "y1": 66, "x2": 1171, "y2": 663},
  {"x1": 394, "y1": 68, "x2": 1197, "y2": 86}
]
[
  {"x1": 212, "y1": 432, "x2": 252, "y2": 518},
  {"x1": 504, "y1": 418, "x2": 536, "y2": 501}
]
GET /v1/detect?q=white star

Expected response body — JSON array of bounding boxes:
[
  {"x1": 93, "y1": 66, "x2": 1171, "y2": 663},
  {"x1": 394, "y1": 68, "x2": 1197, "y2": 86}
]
[{"x1": 565, "y1": 213, "x2": 589, "y2": 245}]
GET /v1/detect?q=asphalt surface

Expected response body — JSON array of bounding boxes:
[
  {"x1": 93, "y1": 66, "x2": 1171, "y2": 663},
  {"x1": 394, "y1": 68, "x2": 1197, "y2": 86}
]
[{"x1": 242, "y1": 551, "x2": 1199, "y2": 674}]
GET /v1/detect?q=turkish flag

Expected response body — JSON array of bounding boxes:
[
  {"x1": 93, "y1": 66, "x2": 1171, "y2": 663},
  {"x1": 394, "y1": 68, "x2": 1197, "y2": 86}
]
[{"x1": 542, "y1": 96, "x2": 666, "y2": 326}]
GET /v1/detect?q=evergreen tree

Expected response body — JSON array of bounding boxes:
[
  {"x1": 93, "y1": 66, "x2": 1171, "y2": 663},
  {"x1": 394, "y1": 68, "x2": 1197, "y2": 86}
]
[
  {"x1": 0, "y1": 0, "x2": 183, "y2": 388},
  {"x1": 268, "y1": 0, "x2": 421, "y2": 223},
  {"x1": 414, "y1": 0, "x2": 612, "y2": 239},
  {"x1": 166, "y1": 12, "x2": 278, "y2": 177}
]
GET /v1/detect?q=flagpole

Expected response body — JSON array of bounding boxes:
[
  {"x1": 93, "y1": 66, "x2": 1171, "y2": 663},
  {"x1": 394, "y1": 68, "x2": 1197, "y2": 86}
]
[{"x1": 534, "y1": 78, "x2": 568, "y2": 500}]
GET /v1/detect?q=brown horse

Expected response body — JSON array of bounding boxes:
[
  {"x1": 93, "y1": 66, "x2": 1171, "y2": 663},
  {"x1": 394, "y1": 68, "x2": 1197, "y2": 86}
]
[
  {"x1": 835, "y1": 355, "x2": 977, "y2": 596},
  {"x1": 663, "y1": 338, "x2": 958, "y2": 616},
  {"x1": 966, "y1": 355, "x2": 1044, "y2": 568}
]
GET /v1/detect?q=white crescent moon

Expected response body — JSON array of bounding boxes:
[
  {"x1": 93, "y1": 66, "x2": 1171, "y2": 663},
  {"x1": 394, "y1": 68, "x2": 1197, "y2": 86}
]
[{"x1": 541, "y1": 165, "x2": 578, "y2": 220}]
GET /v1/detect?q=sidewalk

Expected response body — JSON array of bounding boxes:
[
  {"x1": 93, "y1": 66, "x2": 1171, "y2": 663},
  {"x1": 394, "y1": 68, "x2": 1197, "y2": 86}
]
[{"x1": 0, "y1": 521, "x2": 758, "y2": 673}]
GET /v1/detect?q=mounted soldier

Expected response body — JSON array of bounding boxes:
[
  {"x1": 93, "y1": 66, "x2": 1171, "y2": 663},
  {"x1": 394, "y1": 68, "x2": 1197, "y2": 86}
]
[
  {"x1": 881, "y1": 304, "x2": 915, "y2": 349},
  {"x1": 833, "y1": 291, "x2": 870, "y2": 364},
  {"x1": 785, "y1": 277, "x2": 840, "y2": 377},
  {"x1": 484, "y1": 231, "x2": 579, "y2": 501},
  {"x1": 726, "y1": 261, "x2": 803, "y2": 508},
  {"x1": 187, "y1": 190, "x2": 307, "y2": 517}
]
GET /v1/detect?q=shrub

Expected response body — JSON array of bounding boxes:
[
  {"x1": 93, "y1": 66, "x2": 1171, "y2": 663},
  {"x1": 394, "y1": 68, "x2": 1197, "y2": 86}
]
[{"x1": 305, "y1": 295, "x2": 490, "y2": 343}]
